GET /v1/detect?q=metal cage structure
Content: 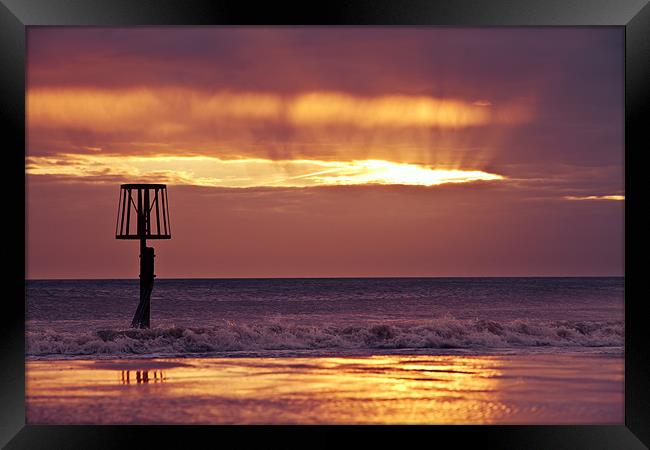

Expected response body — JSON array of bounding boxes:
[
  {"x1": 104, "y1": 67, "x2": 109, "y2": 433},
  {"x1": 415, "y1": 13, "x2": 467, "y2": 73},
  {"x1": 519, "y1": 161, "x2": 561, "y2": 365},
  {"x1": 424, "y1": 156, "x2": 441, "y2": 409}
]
[{"x1": 116, "y1": 184, "x2": 171, "y2": 240}]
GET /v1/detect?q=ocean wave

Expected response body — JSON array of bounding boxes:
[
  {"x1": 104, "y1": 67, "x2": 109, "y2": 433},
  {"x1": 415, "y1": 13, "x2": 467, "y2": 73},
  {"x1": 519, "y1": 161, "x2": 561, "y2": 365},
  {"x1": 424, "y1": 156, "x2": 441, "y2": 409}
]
[{"x1": 26, "y1": 317, "x2": 623, "y2": 358}]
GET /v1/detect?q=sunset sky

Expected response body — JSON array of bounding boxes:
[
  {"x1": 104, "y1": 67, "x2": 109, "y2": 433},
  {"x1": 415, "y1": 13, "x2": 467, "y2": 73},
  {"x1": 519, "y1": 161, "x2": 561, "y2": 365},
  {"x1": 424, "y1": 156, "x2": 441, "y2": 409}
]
[{"x1": 26, "y1": 27, "x2": 624, "y2": 279}]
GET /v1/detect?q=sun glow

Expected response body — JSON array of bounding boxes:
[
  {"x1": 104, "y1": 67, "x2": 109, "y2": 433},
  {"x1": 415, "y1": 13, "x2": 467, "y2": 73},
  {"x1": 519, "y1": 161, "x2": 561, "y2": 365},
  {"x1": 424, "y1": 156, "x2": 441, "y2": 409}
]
[
  {"x1": 305, "y1": 160, "x2": 503, "y2": 186},
  {"x1": 27, "y1": 154, "x2": 504, "y2": 188},
  {"x1": 564, "y1": 195, "x2": 624, "y2": 201}
]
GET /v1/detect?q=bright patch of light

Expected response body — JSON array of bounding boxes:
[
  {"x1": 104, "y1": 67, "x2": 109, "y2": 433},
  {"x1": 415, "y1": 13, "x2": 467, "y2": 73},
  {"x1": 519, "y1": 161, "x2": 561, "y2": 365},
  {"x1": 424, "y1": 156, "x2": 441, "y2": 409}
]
[
  {"x1": 307, "y1": 160, "x2": 503, "y2": 186},
  {"x1": 26, "y1": 154, "x2": 505, "y2": 188}
]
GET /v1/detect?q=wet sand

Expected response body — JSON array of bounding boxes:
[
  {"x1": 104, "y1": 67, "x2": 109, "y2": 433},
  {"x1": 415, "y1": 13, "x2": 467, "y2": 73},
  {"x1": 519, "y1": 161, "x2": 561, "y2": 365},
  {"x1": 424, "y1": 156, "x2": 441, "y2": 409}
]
[{"x1": 26, "y1": 352, "x2": 623, "y2": 424}]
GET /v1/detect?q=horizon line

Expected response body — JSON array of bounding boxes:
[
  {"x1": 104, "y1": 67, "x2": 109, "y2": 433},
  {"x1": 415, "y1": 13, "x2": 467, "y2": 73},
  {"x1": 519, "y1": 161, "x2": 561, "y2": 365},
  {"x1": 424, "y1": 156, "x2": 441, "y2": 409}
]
[{"x1": 25, "y1": 275, "x2": 625, "y2": 282}]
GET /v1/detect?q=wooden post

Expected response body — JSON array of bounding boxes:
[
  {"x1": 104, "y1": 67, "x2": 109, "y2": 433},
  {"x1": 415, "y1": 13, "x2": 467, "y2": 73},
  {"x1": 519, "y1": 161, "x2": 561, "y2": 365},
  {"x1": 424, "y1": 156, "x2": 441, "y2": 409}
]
[
  {"x1": 131, "y1": 240, "x2": 155, "y2": 328},
  {"x1": 131, "y1": 189, "x2": 155, "y2": 328}
]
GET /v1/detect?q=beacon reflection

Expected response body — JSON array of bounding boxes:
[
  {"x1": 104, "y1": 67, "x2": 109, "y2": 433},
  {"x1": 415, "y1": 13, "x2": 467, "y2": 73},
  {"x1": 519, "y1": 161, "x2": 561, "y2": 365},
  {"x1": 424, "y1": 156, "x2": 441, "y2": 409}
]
[{"x1": 120, "y1": 369, "x2": 166, "y2": 384}]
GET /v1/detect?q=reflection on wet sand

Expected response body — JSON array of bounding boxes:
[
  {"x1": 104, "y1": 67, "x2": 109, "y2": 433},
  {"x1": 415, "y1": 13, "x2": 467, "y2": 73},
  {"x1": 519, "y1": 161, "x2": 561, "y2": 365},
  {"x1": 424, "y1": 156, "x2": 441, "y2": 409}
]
[
  {"x1": 120, "y1": 370, "x2": 166, "y2": 384},
  {"x1": 26, "y1": 353, "x2": 623, "y2": 424}
]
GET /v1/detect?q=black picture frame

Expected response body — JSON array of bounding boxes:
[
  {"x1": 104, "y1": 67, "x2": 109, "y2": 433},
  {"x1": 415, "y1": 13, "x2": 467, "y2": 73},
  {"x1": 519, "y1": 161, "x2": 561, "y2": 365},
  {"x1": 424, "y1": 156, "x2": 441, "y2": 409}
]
[{"x1": 2, "y1": 0, "x2": 648, "y2": 448}]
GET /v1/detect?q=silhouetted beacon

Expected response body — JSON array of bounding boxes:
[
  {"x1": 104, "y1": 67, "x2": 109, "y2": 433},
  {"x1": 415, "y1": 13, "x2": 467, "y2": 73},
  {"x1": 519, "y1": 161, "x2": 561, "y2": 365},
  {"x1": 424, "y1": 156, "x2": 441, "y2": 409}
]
[{"x1": 115, "y1": 184, "x2": 171, "y2": 328}]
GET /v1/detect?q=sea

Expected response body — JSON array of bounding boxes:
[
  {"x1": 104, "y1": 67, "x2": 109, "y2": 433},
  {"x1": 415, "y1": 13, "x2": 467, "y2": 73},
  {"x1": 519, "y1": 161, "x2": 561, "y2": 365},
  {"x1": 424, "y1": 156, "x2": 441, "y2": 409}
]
[{"x1": 26, "y1": 277, "x2": 624, "y2": 360}]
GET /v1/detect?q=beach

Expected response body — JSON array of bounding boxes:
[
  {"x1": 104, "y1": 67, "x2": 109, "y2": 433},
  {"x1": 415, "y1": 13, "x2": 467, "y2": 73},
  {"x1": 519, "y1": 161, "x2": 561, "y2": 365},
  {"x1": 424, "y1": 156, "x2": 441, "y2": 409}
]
[{"x1": 26, "y1": 351, "x2": 623, "y2": 424}]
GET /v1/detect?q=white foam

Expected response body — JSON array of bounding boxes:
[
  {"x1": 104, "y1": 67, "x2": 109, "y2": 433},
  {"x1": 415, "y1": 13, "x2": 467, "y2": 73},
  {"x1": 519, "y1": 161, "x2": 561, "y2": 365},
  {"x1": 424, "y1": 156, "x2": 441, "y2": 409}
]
[{"x1": 26, "y1": 317, "x2": 624, "y2": 359}]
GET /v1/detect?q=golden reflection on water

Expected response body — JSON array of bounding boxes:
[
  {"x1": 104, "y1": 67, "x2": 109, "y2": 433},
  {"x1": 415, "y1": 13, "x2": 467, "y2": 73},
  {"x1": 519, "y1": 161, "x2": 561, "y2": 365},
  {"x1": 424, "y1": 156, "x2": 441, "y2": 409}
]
[{"x1": 26, "y1": 353, "x2": 623, "y2": 424}]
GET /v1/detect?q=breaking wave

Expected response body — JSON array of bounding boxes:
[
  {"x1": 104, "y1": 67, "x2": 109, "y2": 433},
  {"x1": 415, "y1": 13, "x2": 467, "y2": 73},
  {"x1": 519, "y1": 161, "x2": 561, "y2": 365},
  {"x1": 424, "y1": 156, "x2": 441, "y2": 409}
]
[{"x1": 27, "y1": 317, "x2": 624, "y2": 358}]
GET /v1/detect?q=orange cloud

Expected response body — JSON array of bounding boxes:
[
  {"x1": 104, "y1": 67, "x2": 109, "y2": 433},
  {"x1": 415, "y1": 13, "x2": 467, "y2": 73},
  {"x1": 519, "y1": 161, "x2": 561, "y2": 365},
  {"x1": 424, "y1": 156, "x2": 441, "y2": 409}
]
[
  {"x1": 286, "y1": 92, "x2": 492, "y2": 128},
  {"x1": 27, "y1": 88, "x2": 532, "y2": 133},
  {"x1": 564, "y1": 195, "x2": 624, "y2": 201}
]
